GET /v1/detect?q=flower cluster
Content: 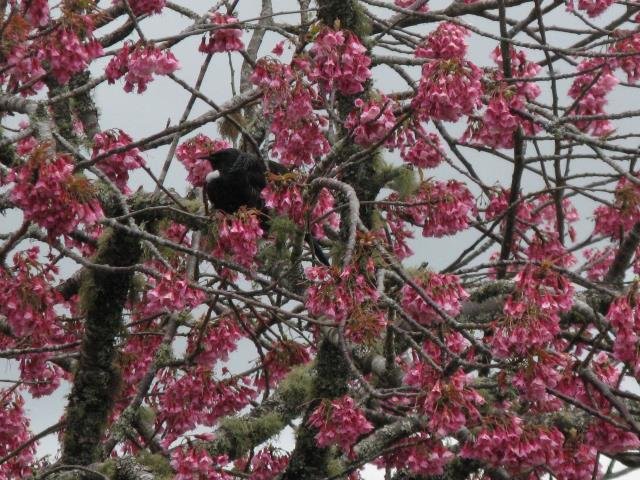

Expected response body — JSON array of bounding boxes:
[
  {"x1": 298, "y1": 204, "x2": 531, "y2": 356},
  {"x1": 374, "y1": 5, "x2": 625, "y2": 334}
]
[
  {"x1": 491, "y1": 260, "x2": 574, "y2": 358},
  {"x1": 171, "y1": 447, "x2": 230, "y2": 480},
  {"x1": 308, "y1": 396, "x2": 373, "y2": 454},
  {"x1": 199, "y1": 13, "x2": 244, "y2": 54},
  {"x1": 0, "y1": 248, "x2": 65, "y2": 340},
  {"x1": 385, "y1": 180, "x2": 476, "y2": 238},
  {"x1": 0, "y1": 390, "x2": 35, "y2": 479},
  {"x1": 187, "y1": 316, "x2": 242, "y2": 367},
  {"x1": 269, "y1": 84, "x2": 330, "y2": 167},
  {"x1": 466, "y1": 47, "x2": 541, "y2": 149},
  {"x1": 612, "y1": 33, "x2": 640, "y2": 83},
  {"x1": 415, "y1": 23, "x2": 470, "y2": 59},
  {"x1": 345, "y1": 97, "x2": 397, "y2": 147},
  {"x1": 42, "y1": 28, "x2": 103, "y2": 85},
  {"x1": 262, "y1": 178, "x2": 339, "y2": 239},
  {"x1": 255, "y1": 341, "x2": 310, "y2": 389},
  {"x1": 250, "y1": 59, "x2": 296, "y2": 113},
  {"x1": 461, "y1": 416, "x2": 565, "y2": 474},
  {"x1": 383, "y1": 435, "x2": 453, "y2": 476},
  {"x1": 606, "y1": 295, "x2": 640, "y2": 376},
  {"x1": 412, "y1": 23, "x2": 482, "y2": 121},
  {"x1": 246, "y1": 448, "x2": 289, "y2": 480},
  {"x1": 22, "y1": 0, "x2": 49, "y2": 27},
  {"x1": 114, "y1": 0, "x2": 166, "y2": 15},
  {"x1": 7, "y1": 151, "x2": 103, "y2": 237},
  {"x1": 574, "y1": 0, "x2": 614, "y2": 17},
  {"x1": 305, "y1": 265, "x2": 379, "y2": 323},
  {"x1": 155, "y1": 368, "x2": 255, "y2": 445},
  {"x1": 141, "y1": 268, "x2": 205, "y2": 317},
  {"x1": 308, "y1": 28, "x2": 372, "y2": 95},
  {"x1": 400, "y1": 127, "x2": 444, "y2": 169},
  {"x1": 423, "y1": 369, "x2": 484, "y2": 435},
  {"x1": 4, "y1": 44, "x2": 47, "y2": 95},
  {"x1": 401, "y1": 271, "x2": 468, "y2": 325},
  {"x1": 394, "y1": 0, "x2": 429, "y2": 10},
  {"x1": 568, "y1": 59, "x2": 618, "y2": 136},
  {"x1": 594, "y1": 175, "x2": 640, "y2": 239},
  {"x1": 92, "y1": 129, "x2": 145, "y2": 192},
  {"x1": 176, "y1": 135, "x2": 230, "y2": 187},
  {"x1": 106, "y1": 42, "x2": 179, "y2": 93},
  {"x1": 19, "y1": 354, "x2": 66, "y2": 397},
  {"x1": 213, "y1": 208, "x2": 264, "y2": 270}
]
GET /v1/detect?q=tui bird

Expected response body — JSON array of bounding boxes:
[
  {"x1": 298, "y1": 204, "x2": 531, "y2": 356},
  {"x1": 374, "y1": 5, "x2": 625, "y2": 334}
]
[{"x1": 203, "y1": 148, "x2": 329, "y2": 266}]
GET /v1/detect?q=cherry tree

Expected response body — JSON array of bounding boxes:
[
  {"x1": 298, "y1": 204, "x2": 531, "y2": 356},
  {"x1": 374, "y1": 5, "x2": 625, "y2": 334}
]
[{"x1": 3, "y1": 0, "x2": 640, "y2": 479}]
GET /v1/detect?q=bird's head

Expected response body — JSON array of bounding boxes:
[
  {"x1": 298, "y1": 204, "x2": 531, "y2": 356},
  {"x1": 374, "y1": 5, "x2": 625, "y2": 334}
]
[{"x1": 201, "y1": 148, "x2": 240, "y2": 184}]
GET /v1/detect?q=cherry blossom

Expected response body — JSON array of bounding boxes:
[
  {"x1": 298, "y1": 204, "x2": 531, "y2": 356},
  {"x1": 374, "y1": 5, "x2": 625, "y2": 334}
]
[
  {"x1": 92, "y1": 129, "x2": 145, "y2": 192},
  {"x1": 106, "y1": 42, "x2": 179, "y2": 93},
  {"x1": 308, "y1": 28, "x2": 372, "y2": 95},
  {"x1": 345, "y1": 97, "x2": 397, "y2": 147},
  {"x1": 6, "y1": 151, "x2": 103, "y2": 237},
  {"x1": 171, "y1": 447, "x2": 230, "y2": 480},
  {"x1": 115, "y1": 0, "x2": 166, "y2": 15},
  {"x1": 213, "y1": 208, "x2": 264, "y2": 270},
  {"x1": 0, "y1": 390, "x2": 35, "y2": 479},
  {"x1": 199, "y1": 13, "x2": 244, "y2": 54},
  {"x1": 568, "y1": 59, "x2": 618, "y2": 136},
  {"x1": 308, "y1": 396, "x2": 373, "y2": 454},
  {"x1": 401, "y1": 271, "x2": 468, "y2": 325}
]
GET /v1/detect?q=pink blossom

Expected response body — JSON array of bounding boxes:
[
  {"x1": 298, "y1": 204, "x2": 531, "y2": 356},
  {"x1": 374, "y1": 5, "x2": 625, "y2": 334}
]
[
  {"x1": 4, "y1": 44, "x2": 46, "y2": 95},
  {"x1": 462, "y1": 415, "x2": 565, "y2": 474},
  {"x1": 176, "y1": 135, "x2": 230, "y2": 187},
  {"x1": 113, "y1": 0, "x2": 166, "y2": 15},
  {"x1": 199, "y1": 13, "x2": 244, "y2": 54},
  {"x1": 384, "y1": 435, "x2": 453, "y2": 476},
  {"x1": 612, "y1": 32, "x2": 640, "y2": 83},
  {"x1": 568, "y1": 59, "x2": 618, "y2": 136},
  {"x1": 213, "y1": 208, "x2": 264, "y2": 270},
  {"x1": 106, "y1": 42, "x2": 179, "y2": 93},
  {"x1": 0, "y1": 390, "x2": 36, "y2": 479},
  {"x1": 575, "y1": 0, "x2": 614, "y2": 17},
  {"x1": 415, "y1": 23, "x2": 469, "y2": 60},
  {"x1": 142, "y1": 268, "x2": 205, "y2": 317},
  {"x1": 22, "y1": 0, "x2": 49, "y2": 27},
  {"x1": 92, "y1": 129, "x2": 145, "y2": 192},
  {"x1": 269, "y1": 87, "x2": 330, "y2": 167},
  {"x1": 423, "y1": 369, "x2": 484, "y2": 435},
  {"x1": 305, "y1": 265, "x2": 379, "y2": 324},
  {"x1": 255, "y1": 341, "x2": 311, "y2": 389},
  {"x1": 345, "y1": 97, "x2": 397, "y2": 147},
  {"x1": 187, "y1": 316, "x2": 242, "y2": 367},
  {"x1": 42, "y1": 28, "x2": 103, "y2": 85},
  {"x1": 308, "y1": 396, "x2": 373, "y2": 453},
  {"x1": 400, "y1": 128, "x2": 444, "y2": 169},
  {"x1": 247, "y1": 448, "x2": 289, "y2": 480},
  {"x1": 412, "y1": 58, "x2": 483, "y2": 122},
  {"x1": 7, "y1": 152, "x2": 103, "y2": 237},
  {"x1": 171, "y1": 447, "x2": 230, "y2": 480},
  {"x1": 155, "y1": 368, "x2": 255, "y2": 445},
  {"x1": 309, "y1": 28, "x2": 372, "y2": 95},
  {"x1": 401, "y1": 271, "x2": 469, "y2": 325}
]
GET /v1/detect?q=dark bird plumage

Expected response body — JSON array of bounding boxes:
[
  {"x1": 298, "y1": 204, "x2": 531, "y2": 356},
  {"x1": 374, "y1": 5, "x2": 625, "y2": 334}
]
[{"x1": 203, "y1": 148, "x2": 329, "y2": 266}]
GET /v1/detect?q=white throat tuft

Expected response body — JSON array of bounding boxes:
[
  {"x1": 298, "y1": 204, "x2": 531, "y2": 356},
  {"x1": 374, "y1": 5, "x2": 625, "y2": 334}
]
[{"x1": 205, "y1": 170, "x2": 220, "y2": 183}]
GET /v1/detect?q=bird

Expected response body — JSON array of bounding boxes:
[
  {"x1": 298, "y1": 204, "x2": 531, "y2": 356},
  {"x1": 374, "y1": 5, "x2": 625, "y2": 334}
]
[{"x1": 202, "y1": 148, "x2": 330, "y2": 266}]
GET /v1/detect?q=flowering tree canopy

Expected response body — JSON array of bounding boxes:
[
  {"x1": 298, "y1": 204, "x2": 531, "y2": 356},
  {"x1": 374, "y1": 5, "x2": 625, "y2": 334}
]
[{"x1": 4, "y1": 0, "x2": 640, "y2": 479}]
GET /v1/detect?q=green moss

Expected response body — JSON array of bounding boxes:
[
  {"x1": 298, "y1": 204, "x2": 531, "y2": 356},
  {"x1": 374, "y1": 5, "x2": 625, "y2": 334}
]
[
  {"x1": 217, "y1": 413, "x2": 284, "y2": 458},
  {"x1": 468, "y1": 280, "x2": 514, "y2": 303},
  {"x1": 136, "y1": 451, "x2": 173, "y2": 479}
]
